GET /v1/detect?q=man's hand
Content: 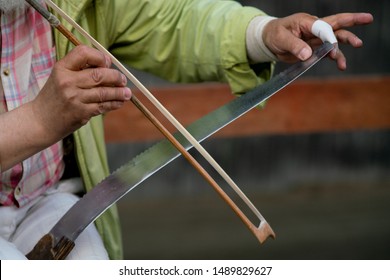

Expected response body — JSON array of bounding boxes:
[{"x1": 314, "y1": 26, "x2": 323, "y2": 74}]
[
  {"x1": 0, "y1": 45, "x2": 131, "y2": 171},
  {"x1": 32, "y1": 45, "x2": 132, "y2": 142},
  {"x1": 262, "y1": 12, "x2": 373, "y2": 70}
]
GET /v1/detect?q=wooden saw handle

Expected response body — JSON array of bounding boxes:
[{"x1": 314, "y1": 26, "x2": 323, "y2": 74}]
[{"x1": 26, "y1": 234, "x2": 75, "y2": 260}]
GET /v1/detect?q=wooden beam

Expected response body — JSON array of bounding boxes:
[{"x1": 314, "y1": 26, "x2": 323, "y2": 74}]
[{"x1": 104, "y1": 75, "x2": 390, "y2": 143}]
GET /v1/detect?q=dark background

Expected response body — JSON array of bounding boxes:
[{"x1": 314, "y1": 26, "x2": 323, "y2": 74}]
[{"x1": 106, "y1": 0, "x2": 390, "y2": 259}]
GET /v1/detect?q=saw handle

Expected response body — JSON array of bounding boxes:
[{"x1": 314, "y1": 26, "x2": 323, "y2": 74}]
[{"x1": 26, "y1": 234, "x2": 75, "y2": 260}]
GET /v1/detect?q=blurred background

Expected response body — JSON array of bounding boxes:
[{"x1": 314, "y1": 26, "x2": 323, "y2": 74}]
[{"x1": 105, "y1": 0, "x2": 390, "y2": 259}]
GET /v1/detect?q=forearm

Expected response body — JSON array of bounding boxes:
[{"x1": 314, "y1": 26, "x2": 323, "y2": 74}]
[{"x1": 0, "y1": 102, "x2": 55, "y2": 172}]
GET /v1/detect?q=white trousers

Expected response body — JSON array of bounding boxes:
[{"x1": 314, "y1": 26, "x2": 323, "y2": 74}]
[{"x1": 0, "y1": 178, "x2": 109, "y2": 260}]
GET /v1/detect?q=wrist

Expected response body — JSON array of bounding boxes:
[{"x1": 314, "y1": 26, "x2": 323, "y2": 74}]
[
  {"x1": 246, "y1": 15, "x2": 278, "y2": 63},
  {"x1": 29, "y1": 99, "x2": 63, "y2": 147}
]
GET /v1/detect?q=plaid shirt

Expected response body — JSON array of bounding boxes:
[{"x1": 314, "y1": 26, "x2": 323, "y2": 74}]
[{"x1": 0, "y1": 6, "x2": 64, "y2": 207}]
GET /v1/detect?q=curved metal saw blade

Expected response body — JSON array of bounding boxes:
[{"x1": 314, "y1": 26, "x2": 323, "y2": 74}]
[{"x1": 49, "y1": 42, "x2": 334, "y2": 244}]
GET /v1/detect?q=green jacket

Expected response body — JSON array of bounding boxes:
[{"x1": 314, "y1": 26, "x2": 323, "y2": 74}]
[{"x1": 51, "y1": 0, "x2": 271, "y2": 259}]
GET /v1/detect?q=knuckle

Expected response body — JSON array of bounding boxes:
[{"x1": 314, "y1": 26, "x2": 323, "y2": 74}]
[
  {"x1": 294, "y1": 12, "x2": 311, "y2": 19},
  {"x1": 91, "y1": 68, "x2": 104, "y2": 84},
  {"x1": 74, "y1": 45, "x2": 90, "y2": 56},
  {"x1": 113, "y1": 101, "x2": 124, "y2": 109},
  {"x1": 301, "y1": 12, "x2": 311, "y2": 18},
  {"x1": 92, "y1": 102, "x2": 105, "y2": 116},
  {"x1": 97, "y1": 102, "x2": 105, "y2": 114},
  {"x1": 94, "y1": 101, "x2": 123, "y2": 116},
  {"x1": 97, "y1": 87, "x2": 108, "y2": 102}
]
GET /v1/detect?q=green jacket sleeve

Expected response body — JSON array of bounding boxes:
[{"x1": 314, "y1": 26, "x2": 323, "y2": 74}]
[{"x1": 103, "y1": 0, "x2": 272, "y2": 94}]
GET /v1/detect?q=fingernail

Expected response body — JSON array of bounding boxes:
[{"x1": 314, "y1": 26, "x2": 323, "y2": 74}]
[
  {"x1": 340, "y1": 60, "x2": 347, "y2": 71},
  {"x1": 298, "y1": 47, "x2": 312, "y2": 61},
  {"x1": 355, "y1": 38, "x2": 363, "y2": 47},
  {"x1": 124, "y1": 88, "x2": 132, "y2": 100}
]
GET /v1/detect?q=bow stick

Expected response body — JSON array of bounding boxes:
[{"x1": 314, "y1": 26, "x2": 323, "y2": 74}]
[{"x1": 25, "y1": 0, "x2": 275, "y2": 246}]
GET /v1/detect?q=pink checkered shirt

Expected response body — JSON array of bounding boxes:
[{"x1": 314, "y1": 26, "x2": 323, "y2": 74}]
[{"x1": 0, "y1": 6, "x2": 64, "y2": 207}]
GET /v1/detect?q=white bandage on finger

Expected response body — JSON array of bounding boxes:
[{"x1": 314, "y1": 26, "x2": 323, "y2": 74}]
[
  {"x1": 311, "y1": 19, "x2": 338, "y2": 44},
  {"x1": 246, "y1": 16, "x2": 278, "y2": 63}
]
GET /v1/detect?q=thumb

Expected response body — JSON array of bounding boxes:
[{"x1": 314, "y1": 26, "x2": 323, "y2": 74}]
[{"x1": 283, "y1": 31, "x2": 313, "y2": 61}]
